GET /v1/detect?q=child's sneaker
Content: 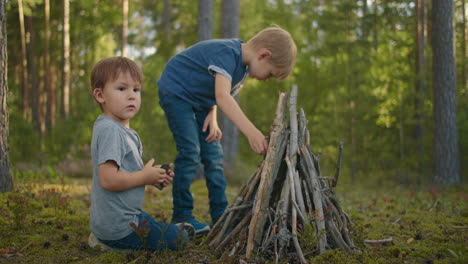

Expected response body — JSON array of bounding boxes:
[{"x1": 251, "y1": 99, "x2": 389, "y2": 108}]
[{"x1": 175, "y1": 217, "x2": 210, "y2": 237}]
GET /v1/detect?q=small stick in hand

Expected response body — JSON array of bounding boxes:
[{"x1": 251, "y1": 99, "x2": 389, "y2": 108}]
[{"x1": 155, "y1": 163, "x2": 172, "y2": 190}]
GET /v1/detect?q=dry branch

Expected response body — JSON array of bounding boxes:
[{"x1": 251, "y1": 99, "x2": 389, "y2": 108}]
[
  {"x1": 246, "y1": 93, "x2": 289, "y2": 258},
  {"x1": 363, "y1": 238, "x2": 393, "y2": 244}
]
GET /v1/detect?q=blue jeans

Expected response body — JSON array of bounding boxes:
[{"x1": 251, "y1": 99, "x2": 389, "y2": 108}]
[
  {"x1": 159, "y1": 94, "x2": 228, "y2": 224},
  {"x1": 98, "y1": 211, "x2": 188, "y2": 251}
]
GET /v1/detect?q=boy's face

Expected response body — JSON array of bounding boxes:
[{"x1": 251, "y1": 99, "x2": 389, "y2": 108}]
[
  {"x1": 248, "y1": 49, "x2": 281, "y2": 82},
  {"x1": 93, "y1": 71, "x2": 141, "y2": 127}
]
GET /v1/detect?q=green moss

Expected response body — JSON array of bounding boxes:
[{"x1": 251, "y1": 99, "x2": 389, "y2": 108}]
[{"x1": 1, "y1": 179, "x2": 467, "y2": 263}]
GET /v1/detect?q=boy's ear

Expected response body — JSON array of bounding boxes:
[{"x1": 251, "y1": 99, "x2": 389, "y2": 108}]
[
  {"x1": 93, "y1": 88, "x2": 105, "y2": 103},
  {"x1": 258, "y1": 48, "x2": 272, "y2": 60}
]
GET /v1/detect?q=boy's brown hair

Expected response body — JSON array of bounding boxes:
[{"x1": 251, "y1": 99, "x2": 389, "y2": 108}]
[
  {"x1": 247, "y1": 27, "x2": 297, "y2": 79},
  {"x1": 90, "y1": 56, "x2": 143, "y2": 91}
]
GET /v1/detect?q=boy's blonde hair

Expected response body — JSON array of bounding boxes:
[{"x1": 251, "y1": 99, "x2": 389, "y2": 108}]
[
  {"x1": 91, "y1": 56, "x2": 143, "y2": 91},
  {"x1": 247, "y1": 27, "x2": 297, "y2": 79}
]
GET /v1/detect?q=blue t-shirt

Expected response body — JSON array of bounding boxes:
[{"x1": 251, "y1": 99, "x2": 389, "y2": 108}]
[
  {"x1": 90, "y1": 115, "x2": 145, "y2": 240},
  {"x1": 157, "y1": 39, "x2": 248, "y2": 110}
]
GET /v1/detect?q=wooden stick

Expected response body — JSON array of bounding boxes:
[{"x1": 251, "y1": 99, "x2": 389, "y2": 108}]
[
  {"x1": 279, "y1": 168, "x2": 291, "y2": 228},
  {"x1": 332, "y1": 140, "x2": 344, "y2": 188},
  {"x1": 210, "y1": 211, "x2": 234, "y2": 247},
  {"x1": 216, "y1": 211, "x2": 252, "y2": 250},
  {"x1": 292, "y1": 198, "x2": 306, "y2": 226},
  {"x1": 286, "y1": 157, "x2": 306, "y2": 263},
  {"x1": 301, "y1": 146, "x2": 327, "y2": 253},
  {"x1": 294, "y1": 169, "x2": 307, "y2": 221},
  {"x1": 289, "y1": 85, "x2": 299, "y2": 161},
  {"x1": 225, "y1": 203, "x2": 253, "y2": 212},
  {"x1": 263, "y1": 206, "x2": 282, "y2": 250},
  {"x1": 302, "y1": 179, "x2": 313, "y2": 214},
  {"x1": 363, "y1": 238, "x2": 393, "y2": 244},
  {"x1": 260, "y1": 208, "x2": 275, "y2": 250},
  {"x1": 208, "y1": 162, "x2": 263, "y2": 244},
  {"x1": 246, "y1": 93, "x2": 288, "y2": 259},
  {"x1": 326, "y1": 220, "x2": 351, "y2": 253},
  {"x1": 298, "y1": 108, "x2": 308, "y2": 148},
  {"x1": 288, "y1": 85, "x2": 307, "y2": 225},
  {"x1": 229, "y1": 240, "x2": 240, "y2": 256}
]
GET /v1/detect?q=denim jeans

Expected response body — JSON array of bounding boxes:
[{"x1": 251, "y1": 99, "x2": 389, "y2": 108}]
[
  {"x1": 159, "y1": 94, "x2": 228, "y2": 224},
  {"x1": 98, "y1": 211, "x2": 188, "y2": 251}
]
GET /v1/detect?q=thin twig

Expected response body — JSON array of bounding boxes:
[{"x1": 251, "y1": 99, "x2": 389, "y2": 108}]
[
  {"x1": 332, "y1": 140, "x2": 344, "y2": 188},
  {"x1": 363, "y1": 237, "x2": 393, "y2": 244},
  {"x1": 225, "y1": 203, "x2": 253, "y2": 212}
]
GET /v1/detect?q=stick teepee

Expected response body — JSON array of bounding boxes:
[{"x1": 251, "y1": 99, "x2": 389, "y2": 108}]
[{"x1": 207, "y1": 86, "x2": 356, "y2": 263}]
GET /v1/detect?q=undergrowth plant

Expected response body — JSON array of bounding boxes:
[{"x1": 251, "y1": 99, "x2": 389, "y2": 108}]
[{"x1": 6, "y1": 191, "x2": 31, "y2": 230}]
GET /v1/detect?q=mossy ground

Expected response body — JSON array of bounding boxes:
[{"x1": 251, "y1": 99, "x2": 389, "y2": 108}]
[{"x1": 0, "y1": 176, "x2": 466, "y2": 264}]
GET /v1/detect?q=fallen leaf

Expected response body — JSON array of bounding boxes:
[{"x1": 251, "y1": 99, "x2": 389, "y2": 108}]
[{"x1": 447, "y1": 249, "x2": 458, "y2": 258}]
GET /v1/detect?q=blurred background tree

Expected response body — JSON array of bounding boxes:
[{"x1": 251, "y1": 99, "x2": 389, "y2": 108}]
[
  {"x1": 4, "y1": 0, "x2": 466, "y2": 185},
  {"x1": 1, "y1": 0, "x2": 13, "y2": 192}
]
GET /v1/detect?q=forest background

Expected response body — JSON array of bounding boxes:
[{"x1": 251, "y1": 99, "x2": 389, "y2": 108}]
[{"x1": 2, "y1": 0, "x2": 467, "y2": 188}]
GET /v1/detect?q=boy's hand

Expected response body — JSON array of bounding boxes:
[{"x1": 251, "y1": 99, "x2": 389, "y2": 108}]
[
  {"x1": 142, "y1": 159, "x2": 168, "y2": 187},
  {"x1": 247, "y1": 129, "x2": 268, "y2": 155},
  {"x1": 157, "y1": 163, "x2": 174, "y2": 189},
  {"x1": 203, "y1": 107, "x2": 222, "y2": 143}
]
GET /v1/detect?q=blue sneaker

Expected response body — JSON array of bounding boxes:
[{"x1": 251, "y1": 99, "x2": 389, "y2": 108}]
[{"x1": 175, "y1": 217, "x2": 210, "y2": 237}]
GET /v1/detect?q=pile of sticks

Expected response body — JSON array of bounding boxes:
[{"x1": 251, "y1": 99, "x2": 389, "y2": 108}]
[{"x1": 206, "y1": 86, "x2": 356, "y2": 263}]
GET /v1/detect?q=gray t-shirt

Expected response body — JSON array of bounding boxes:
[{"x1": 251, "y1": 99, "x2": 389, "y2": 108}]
[{"x1": 90, "y1": 115, "x2": 145, "y2": 240}]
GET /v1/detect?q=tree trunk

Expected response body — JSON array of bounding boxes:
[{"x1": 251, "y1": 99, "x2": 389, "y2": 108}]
[
  {"x1": 26, "y1": 15, "x2": 41, "y2": 133},
  {"x1": 415, "y1": 0, "x2": 426, "y2": 177},
  {"x1": 198, "y1": 0, "x2": 213, "y2": 41},
  {"x1": 45, "y1": 0, "x2": 55, "y2": 129},
  {"x1": 61, "y1": 0, "x2": 70, "y2": 119},
  {"x1": 220, "y1": 0, "x2": 240, "y2": 176},
  {"x1": 159, "y1": 0, "x2": 172, "y2": 61},
  {"x1": 372, "y1": 0, "x2": 379, "y2": 50},
  {"x1": 431, "y1": 0, "x2": 460, "y2": 184},
  {"x1": 361, "y1": 0, "x2": 368, "y2": 40},
  {"x1": 461, "y1": 0, "x2": 466, "y2": 90},
  {"x1": 18, "y1": 0, "x2": 29, "y2": 121},
  {"x1": 122, "y1": 0, "x2": 128, "y2": 57},
  {"x1": 221, "y1": 0, "x2": 239, "y2": 38},
  {"x1": 0, "y1": 0, "x2": 13, "y2": 193},
  {"x1": 194, "y1": 0, "x2": 214, "y2": 180}
]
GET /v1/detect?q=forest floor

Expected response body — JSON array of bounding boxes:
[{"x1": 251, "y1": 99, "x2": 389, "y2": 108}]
[{"x1": 0, "y1": 173, "x2": 467, "y2": 264}]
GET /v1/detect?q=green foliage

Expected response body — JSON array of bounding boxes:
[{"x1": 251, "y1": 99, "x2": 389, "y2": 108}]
[
  {"x1": 5, "y1": 191, "x2": 31, "y2": 230},
  {"x1": 298, "y1": 222, "x2": 318, "y2": 254},
  {"x1": 5, "y1": 0, "x2": 467, "y2": 183},
  {"x1": 8, "y1": 111, "x2": 42, "y2": 163}
]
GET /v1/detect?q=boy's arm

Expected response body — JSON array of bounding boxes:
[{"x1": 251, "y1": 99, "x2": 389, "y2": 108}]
[
  {"x1": 98, "y1": 159, "x2": 167, "y2": 192},
  {"x1": 214, "y1": 73, "x2": 268, "y2": 155},
  {"x1": 203, "y1": 106, "x2": 222, "y2": 143}
]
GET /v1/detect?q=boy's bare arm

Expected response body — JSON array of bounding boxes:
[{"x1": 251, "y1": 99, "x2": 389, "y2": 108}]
[
  {"x1": 214, "y1": 73, "x2": 268, "y2": 154},
  {"x1": 98, "y1": 159, "x2": 167, "y2": 192},
  {"x1": 203, "y1": 106, "x2": 222, "y2": 143}
]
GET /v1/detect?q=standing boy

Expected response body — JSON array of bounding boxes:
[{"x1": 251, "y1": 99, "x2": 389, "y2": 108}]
[
  {"x1": 157, "y1": 27, "x2": 297, "y2": 235},
  {"x1": 89, "y1": 56, "x2": 187, "y2": 251}
]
